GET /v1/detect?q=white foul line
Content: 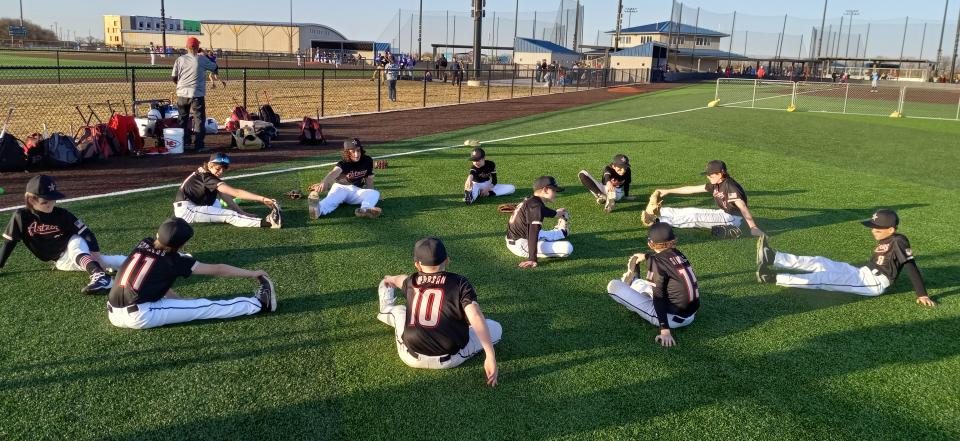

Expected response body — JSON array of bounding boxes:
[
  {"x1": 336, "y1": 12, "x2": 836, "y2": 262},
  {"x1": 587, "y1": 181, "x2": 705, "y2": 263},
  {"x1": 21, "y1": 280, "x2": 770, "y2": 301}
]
[{"x1": 0, "y1": 101, "x2": 709, "y2": 213}]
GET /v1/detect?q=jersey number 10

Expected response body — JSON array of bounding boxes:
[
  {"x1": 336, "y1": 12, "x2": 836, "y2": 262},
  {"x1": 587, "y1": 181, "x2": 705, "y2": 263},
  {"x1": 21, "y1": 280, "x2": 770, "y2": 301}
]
[{"x1": 408, "y1": 288, "x2": 445, "y2": 328}]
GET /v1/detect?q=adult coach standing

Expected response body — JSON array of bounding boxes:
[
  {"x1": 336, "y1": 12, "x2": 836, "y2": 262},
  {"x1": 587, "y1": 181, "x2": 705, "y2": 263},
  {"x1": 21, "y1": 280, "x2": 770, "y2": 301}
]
[{"x1": 172, "y1": 37, "x2": 222, "y2": 152}]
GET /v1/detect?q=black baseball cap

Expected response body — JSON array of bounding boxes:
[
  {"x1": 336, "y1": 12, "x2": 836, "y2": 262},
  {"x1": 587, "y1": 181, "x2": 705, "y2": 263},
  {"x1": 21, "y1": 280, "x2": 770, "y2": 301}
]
[
  {"x1": 612, "y1": 154, "x2": 630, "y2": 168},
  {"x1": 700, "y1": 160, "x2": 728, "y2": 175},
  {"x1": 26, "y1": 175, "x2": 65, "y2": 200},
  {"x1": 157, "y1": 217, "x2": 194, "y2": 248},
  {"x1": 208, "y1": 152, "x2": 230, "y2": 167},
  {"x1": 413, "y1": 237, "x2": 448, "y2": 266},
  {"x1": 533, "y1": 176, "x2": 561, "y2": 191},
  {"x1": 470, "y1": 147, "x2": 486, "y2": 161},
  {"x1": 647, "y1": 222, "x2": 676, "y2": 243},
  {"x1": 344, "y1": 138, "x2": 362, "y2": 150},
  {"x1": 862, "y1": 209, "x2": 899, "y2": 229}
]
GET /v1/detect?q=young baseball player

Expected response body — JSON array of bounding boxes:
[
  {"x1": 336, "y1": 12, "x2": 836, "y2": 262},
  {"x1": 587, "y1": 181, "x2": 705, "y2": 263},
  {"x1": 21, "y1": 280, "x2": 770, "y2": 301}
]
[
  {"x1": 378, "y1": 237, "x2": 501, "y2": 386},
  {"x1": 578, "y1": 153, "x2": 635, "y2": 213},
  {"x1": 463, "y1": 147, "x2": 515, "y2": 204},
  {"x1": 643, "y1": 160, "x2": 763, "y2": 239},
  {"x1": 606, "y1": 222, "x2": 700, "y2": 347},
  {"x1": 308, "y1": 138, "x2": 382, "y2": 219},
  {"x1": 0, "y1": 175, "x2": 126, "y2": 294},
  {"x1": 506, "y1": 176, "x2": 573, "y2": 268},
  {"x1": 174, "y1": 153, "x2": 282, "y2": 228},
  {"x1": 106, "y1": 217, "x2": 277, "y2": 329},
  {"x1": 756, "y1": 209, "x2": 936, "y2": 307}
]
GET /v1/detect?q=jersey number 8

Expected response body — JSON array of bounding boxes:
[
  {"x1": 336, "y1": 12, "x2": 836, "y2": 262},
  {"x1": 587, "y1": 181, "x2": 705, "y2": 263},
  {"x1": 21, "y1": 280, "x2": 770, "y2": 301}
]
[{"x1": 408, "y1": 288, "x2": 445, "y2": 328}]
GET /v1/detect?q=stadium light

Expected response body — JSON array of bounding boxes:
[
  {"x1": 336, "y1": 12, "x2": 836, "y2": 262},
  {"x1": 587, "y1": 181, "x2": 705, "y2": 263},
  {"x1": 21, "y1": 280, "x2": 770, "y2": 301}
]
[
  {"x1": 624, "y1": 7, "x2": 638, "y2": 28},
  {"x1": 844, "y1": 9, "x2": 859, "y2": 58}
]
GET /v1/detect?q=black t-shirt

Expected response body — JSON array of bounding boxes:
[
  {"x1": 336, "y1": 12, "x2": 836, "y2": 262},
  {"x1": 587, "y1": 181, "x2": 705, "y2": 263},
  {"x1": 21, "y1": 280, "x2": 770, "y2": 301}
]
[
  {"x1": 470, "y1": 160, "x2": 497, "y2": 184},
  {"x1": 108, "y1": 238, "x2": 198, "y2": 306},
  {"x1": 866, "y1": 233, "x2": 914, "y2": 280},
  {"x1": 0, "y1": 207, "x2": 96, "y2": 264},
  {"x1": 646, "y1": 249, "x2": 700, "y2": 328},
  {"x1": 400, "y1": 271, "x2": 478, "y2": 356},
  {"x1": 175, "y1": 167, "x2": 222, "y2": 206},
  {"x1": 704, "y1": 177, "x2": 747, "y2": 216},
  {"x1": 601, "y1": 165, "x2": 632, "y2": 196},
  {"x1": 506, "y1": 196, "x2": 557, "y2": 241},
  {"x1": 335, "y1": 155, "x2": 375, "y2": 187}
]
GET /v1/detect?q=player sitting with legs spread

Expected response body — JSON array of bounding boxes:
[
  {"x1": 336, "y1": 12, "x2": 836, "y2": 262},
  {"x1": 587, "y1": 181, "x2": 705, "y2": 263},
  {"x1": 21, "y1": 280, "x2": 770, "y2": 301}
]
[
  {"x1": 107, "y1": 217, "x2": 278, "y2": 329},
  {"x1": 506, "y1": 176, "x2": 573, "y2": 269},
  {"x1": 308, "y1": 138, "x2": 382, "y2": 219},
  {"x1": 757, "y1": 209, "x2": 936, "y2": 307},
  {"x1": 579, "y1": 153, "x2": 635, "y2": 213},
  {"x1": 463, "y1": 146, "x2": 516, "y2": 204},
  {"x1": 606, "y1": 222, "x2": 700, "y2": 347},
  {"x1": 1, "y1": 175, "x2": 126, "y2": 294},
  {"x1": 378, "y1": 237, "x2": 501, "y2": 386},
  {"x1": 643, "y1": 160, "x2": 763, "y2": 239},
  {"x1": 173, "y1": 153, "x2": 282, "y2": 229}
]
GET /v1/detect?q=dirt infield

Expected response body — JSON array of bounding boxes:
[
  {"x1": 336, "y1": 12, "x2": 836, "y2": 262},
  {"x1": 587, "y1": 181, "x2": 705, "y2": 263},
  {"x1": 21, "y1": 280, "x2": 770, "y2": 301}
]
[{"x1": 0, "y1": 84, "x2": 679, "y2": 208}]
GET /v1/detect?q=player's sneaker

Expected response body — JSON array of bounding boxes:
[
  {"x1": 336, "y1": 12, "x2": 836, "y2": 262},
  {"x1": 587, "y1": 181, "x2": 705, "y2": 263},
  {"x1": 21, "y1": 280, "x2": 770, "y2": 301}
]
[
  {"x1": 756, "y1": 267, "x2": 777, "y2": 284},
  {"x1": 464, "y1": 190, "x2": 474, "y2": 205},
  {"x1": 82, "y1": 272, "x2": 113, "y2": 294},
  {"x1": 595, "y1": 196, "x2": 606, "y2": 205},
  {"x1": 378, "y1": 280, "x2": 396, "y2": 313},
  {"x1": 603, "y1": 193, "x2": 616, "y2": 213},
  {"x1": 557, "y1": 211, "x2": 570, "y2": 233},
  {"x1": 711, "y1": 225, "x2": 742, "y2": 240},
  {"x1": 255, "y1": 276, "x2": 277, "y2": 313},
  {"x1": 355, "y1": 207, "x2": 383, "y2": 219},
  {"x1": 641, "y1": 210, "x2": 658, "y2": 227},
  {"x1": 267, "y1": 201, "x2": 283, "y2": 229},
  {"x1": 756, "y1": 235, "x2": 775, "y2": 270}
]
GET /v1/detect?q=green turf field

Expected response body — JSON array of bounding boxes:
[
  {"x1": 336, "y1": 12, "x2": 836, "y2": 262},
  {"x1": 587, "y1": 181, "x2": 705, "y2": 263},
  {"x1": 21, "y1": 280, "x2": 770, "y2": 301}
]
[{"x1": 2, "y1": 85, "x2": 959, "y2": 440}]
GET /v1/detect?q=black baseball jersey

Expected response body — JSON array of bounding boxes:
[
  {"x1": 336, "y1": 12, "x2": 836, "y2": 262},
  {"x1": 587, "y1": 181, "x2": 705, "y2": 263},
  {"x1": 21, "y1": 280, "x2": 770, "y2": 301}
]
[
  {"x1": 108, "y1": 238, "x2": 198, "y2": 306},
  {"x1": 602, "y1": 165, "x2": 631, "y2": 196},
  {"x1": 400, "y1": 271, "x2": 478, "y2": 356},
  {"x1": 469, "y1": 160, "x2": 497, "y2": 184},
  {"x1": 506, "y1": 196, "x2": 556, "y2": 241},
  {"x1": 866, "y1": 233, "x2": 914, "y2": 280},
  {"x1": 645, "y1": 249, "x2": 700, "y2": 328},
  {"x1": 175, "y1": 167, "x2": 222, "y2": 206},
  {"x1": 335, "y1": 155, "x2": 375, "y2": 187},
  {"x1": 0, "y1": 207, "x2": 100, "y2": 266},
  {"x1": 704, "y1": 177, "x2": 747, "y2": 216}
]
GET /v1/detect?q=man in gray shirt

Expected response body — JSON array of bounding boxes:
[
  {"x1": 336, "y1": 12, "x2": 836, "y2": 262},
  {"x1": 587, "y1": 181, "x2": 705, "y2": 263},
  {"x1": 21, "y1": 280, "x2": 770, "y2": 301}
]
[{"x1": 171, "y1": 37, "x2": 221, "y2": 152}]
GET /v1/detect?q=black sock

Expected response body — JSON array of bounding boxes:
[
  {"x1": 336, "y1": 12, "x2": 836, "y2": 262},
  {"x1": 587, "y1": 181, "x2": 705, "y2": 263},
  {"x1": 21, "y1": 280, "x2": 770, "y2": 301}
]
[
  {"x1": 260, "y1": 218, "x2": 271, "y2": 228},
  {"x1": 76, "y1": 254, "x2": 105, "y2": 275},
  {"x1": 489, "y1": 190, "x2": 497, "y2": 196}
]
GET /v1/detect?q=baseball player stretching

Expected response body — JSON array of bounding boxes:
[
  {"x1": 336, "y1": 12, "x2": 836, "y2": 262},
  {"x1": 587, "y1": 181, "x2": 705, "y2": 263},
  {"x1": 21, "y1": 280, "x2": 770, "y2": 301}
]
[
  {"x1": 0, "y1": 175, "x2": 125, "y2": 294},
  {"x1": 606, "y1": 223, "x2": 700, "y2": 347},
  {"x1": 644, "y1": 160, "x2": 763, "y2": 239},
  {"x1": 308, "y1": 139, "x2": 382, "y2": 219},
  {"x1": 578, "y1": 154, "x2": 635, "y2": 213},
  {"x1": 174, "y1": 153, "x2": 282, "y2": 228},
  {"x1": 107, "y1": 217, "x2": 277, "y2": 329},
  {"x1": 463, "y1": 147, "x2": 515, "y2": 204},
  {"x1": 757, "y1": 209, "x2": 936, "y2": 307},
  {"x1": 378, "y1": 237, "x2": 501, "y2": 386},
  {"x1": 506, "y1": 176, "x2": 573, "y2": 268}
]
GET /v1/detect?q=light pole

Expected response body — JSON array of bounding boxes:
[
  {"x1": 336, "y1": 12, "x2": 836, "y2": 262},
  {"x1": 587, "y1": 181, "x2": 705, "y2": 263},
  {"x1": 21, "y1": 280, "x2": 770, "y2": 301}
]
[
  {"x1": 418, "y1": 0, "x2": 423, "y2": 57},
  {"x1": 160, "y1": 0, "x2": 167, "y2": 52},
  {"x1": 936, "y1": 0, "x2": 949, "y2": 73},
  {"x1": 624, "y1": 7, "x2": 638, "y2": 28},
  {"x1": 816, "y1": 0, "x2": 828, "y2": 75},
  {"x1": 844, "y1": 9, "x2": 859, "y2": 58},
  {"x1": 472, "y1": 0, "x2": 484, "y2": 76}
]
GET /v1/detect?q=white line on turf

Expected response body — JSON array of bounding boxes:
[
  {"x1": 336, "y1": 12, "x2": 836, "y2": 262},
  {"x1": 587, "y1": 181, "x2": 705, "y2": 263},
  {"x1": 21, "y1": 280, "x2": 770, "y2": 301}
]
[{"x1": 0, "y1": 99, "x2": 708, "y2": 213}]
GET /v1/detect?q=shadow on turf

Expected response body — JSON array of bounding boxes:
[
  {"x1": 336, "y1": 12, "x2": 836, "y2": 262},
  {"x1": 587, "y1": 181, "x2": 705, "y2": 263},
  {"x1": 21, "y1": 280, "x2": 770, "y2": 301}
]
[{"x1": 754, "y1": 203, "x2": 927, "y2": 235}]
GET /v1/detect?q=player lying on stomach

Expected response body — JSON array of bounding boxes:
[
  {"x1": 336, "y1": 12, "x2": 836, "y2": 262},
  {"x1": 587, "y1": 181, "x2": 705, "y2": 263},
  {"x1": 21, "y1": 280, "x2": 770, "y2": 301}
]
[
  {"x1": 378, "y1": 237, "x2": 501, "y2": 386},
  {"x1": 757, "y1": 209, "x2": 936, "y2": 307},
  {"x1": 606, "y1": 222, "x2": 700, "y2": 347},
  {"x1": 0, "y1": 175, "x2": 126, "y2": 294}
]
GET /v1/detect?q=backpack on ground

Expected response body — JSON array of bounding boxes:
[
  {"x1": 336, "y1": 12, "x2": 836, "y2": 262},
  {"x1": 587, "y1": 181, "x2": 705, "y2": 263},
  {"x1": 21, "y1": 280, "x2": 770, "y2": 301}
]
[
  {"x1": 0, "y1": 133, "x2": 26, "y2": 172},
  {"x1": 256, "y1": 91, "x2": 281, "y2": 126},
  {"x1": 74, "y1": 126, "x2": 104, "y2": 162},
  {"x1": 108, "y1": 112, "x2": 144, "y2": 155},
  {"x1": 24, "y1": 132, "x2": 46, "y2": 168},
  {"x1": 226, "y1": 105, "x2": 252, "y2": 132},
  {"x1": 232, "y1": 126, "x2": 265, "y2": 150},
  {"x1": 299, "y1": 112, "x2": 327, "y2": 146},
  {"x1": 42, "y1": 133, "x2": 81, "y2": 168}
]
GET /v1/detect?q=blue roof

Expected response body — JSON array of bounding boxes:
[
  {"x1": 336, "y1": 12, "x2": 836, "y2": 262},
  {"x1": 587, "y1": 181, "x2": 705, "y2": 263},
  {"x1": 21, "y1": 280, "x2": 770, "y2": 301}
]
[
  {"x1": 612, "y1": 42, "x2": 667, "y2": 57},
  {"x1": 513, "y1": 37, "x2": 580, "y2": 55},
  {"x1": 611, "y1": 43, "x2": 747, "y2": 60},
  {"x1": 674, "y1": 48, "x2": 748, "y2": 60},
  {"x1": 610, "y1": 21, "x2": 727, "y2": 38}
]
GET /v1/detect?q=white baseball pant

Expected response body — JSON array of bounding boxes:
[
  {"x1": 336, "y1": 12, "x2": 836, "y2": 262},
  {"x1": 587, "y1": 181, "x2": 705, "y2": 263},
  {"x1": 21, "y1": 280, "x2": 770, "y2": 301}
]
[
  {"x1": 505, "y1": 228, "x2": 573, "y2": 259},
  {"x1": 606, "y1": 279, "x2": 696, "y2": 328},
  {"x1": 173, "y1": 200, "x2": 262, "y2": 228},
  {"x1": 469, "y1": 181, "x2": 516, "y2": 201},
  {"x1": 107, "y1": 296, "x2": 264, "y2": 329},
  {"x1": 659, "y1": 207, "x2": 743, "y2": 229},
  {"x1": 772, "y1": 251, "x2": 890, "y2": 296},
  {"x1": 376, "y1": 282, "x2": 502, "y2": 369},
  {"x1": 54, "y1": 235, "x2": 127, "y2": 272},
  {"x1": 319, "y1": 183, "x2": 380, "y2": 216}
]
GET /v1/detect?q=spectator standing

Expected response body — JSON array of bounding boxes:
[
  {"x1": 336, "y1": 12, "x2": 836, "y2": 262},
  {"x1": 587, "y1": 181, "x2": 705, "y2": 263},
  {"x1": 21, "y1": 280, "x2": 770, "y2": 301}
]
[
  {"x1": 439, "y1": 54, "x2": 448, "y2": 82},
  {"x1": 385, "y1": 58, "x2": 399, "y2": 102},
  {"x1": 171, "y1": 37, "x2": 222, "y2": 152},
  {"x1": 535, "y1": 60, "x2": 543, "y2": 82},
  {"x1": 149, "y1": 42, "x2": 157, "y2": 66}
]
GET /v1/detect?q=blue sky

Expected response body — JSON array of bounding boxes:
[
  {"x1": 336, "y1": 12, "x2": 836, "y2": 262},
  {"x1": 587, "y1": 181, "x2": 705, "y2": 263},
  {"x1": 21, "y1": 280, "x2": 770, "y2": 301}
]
[{"x1": 16, "y1": 0, "x2": 959, "y2": 45}]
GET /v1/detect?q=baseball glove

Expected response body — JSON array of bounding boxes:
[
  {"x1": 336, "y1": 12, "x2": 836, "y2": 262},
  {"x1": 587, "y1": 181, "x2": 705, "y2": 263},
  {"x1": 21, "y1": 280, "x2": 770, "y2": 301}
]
[
  {"x1": 711, "y1": 225, "x2": 743, "y2": 240},
  {"x1": 464, "y1": 139, "x2": 481, "y2": 147},
  {"x1": 285, "y1": 189, "x2": 304, "y2": 200},
  {"x1": 641, "y1": 191, "x2": 663, "y2": 227},
  {"x1": 374, "y1": 159, "x2": 389, "y2": 169},
  {"x1": 497, "y1": 203, "x2": 518, "y2": 214}
]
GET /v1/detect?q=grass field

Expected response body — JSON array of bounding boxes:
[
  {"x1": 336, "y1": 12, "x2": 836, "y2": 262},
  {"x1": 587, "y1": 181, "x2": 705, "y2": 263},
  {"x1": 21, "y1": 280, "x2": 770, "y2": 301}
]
[{"x1": 2, "y1": 84, "x2": 960, "y2": 440}]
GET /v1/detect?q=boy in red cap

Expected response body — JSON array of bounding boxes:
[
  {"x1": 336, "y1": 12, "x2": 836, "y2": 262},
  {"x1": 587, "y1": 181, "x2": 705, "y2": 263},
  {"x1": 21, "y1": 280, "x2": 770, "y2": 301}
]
[{"x1": 171, "y1": 37, "x2": 223, "y2": 152}]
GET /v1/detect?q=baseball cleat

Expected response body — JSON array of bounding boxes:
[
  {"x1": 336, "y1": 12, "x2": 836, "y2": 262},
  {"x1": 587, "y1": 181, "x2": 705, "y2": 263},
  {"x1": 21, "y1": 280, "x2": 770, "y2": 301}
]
[
  {"x1": 640, "y1": 211, "x2": 658, "y2": 227},
  {"x1": 756, "y1": 267, "x2": 777, "y2": 284},
  {"x1": 595, "y1": 196, "x2": 606, "y2": 205},
  {"x1": 268, "y1": 201, "x2": 283, "y2": 229},
  {"x1": 756, "y1": 235, "x2": 775, "y2": 270},
  {"x1": 711, "y1": 225, "x2": 742, "y2": 240},
  {"x1": 604, "y1": 198, "x2": 615, "y2": 213},
  {"x1": 255, "y1": 276, "x2": 277, "y2": 313},
  {"x1": 464, "y1": 190, "x2": 474, "y2": 205},
  {"x1": 82, "y1": 272, "x2": 113, "y2": 294},
  {"x1": 355, "y1": 207, "x2": 383, "y2": 219}
]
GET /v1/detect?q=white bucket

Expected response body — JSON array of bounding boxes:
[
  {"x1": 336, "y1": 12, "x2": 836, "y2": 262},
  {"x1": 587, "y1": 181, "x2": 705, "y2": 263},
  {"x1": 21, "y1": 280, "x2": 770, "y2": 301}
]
[{"x1": 162, "y1": 128, "x2": 184, "y2": 154}]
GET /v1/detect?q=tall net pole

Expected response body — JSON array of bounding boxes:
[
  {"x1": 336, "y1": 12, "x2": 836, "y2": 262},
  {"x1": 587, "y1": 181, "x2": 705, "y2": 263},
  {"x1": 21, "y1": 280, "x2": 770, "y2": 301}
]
[
  {"x1": 951, "y1": 6, "x2": 960, "y2": 81},
  {"x1": 936, "y1": 0, "x2": 949, "y2": 73},
  {"x1": 816, "y1": 0, "x2": 828, "y2": 76},
  {"x1": 473, "y1": 0, "x2": 484, "y2": 76}
]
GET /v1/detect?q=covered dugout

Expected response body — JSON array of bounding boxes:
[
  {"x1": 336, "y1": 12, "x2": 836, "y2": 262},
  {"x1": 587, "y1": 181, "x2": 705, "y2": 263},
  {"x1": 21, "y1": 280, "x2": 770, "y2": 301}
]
[
  {"x1": 513, "y1": 37, "x2": 582, "y2": 67},
  {"x1": 610, "y1": 42, "x2": 668, "y2": 70}
]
